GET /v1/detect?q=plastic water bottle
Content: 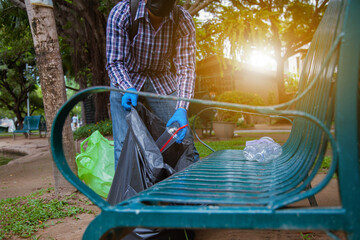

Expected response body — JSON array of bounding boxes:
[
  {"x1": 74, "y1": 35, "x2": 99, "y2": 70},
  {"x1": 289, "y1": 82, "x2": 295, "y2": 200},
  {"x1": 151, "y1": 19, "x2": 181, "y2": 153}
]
[
  {"x1": 166, "y1": 125, "x2": 179, "y2": 141},
  {"x1": 156, "y1": 123, "x2": 180, "y2": 153},
  {"x1": 243, "y1": 137, "x2": 282, "y2": 162},
  {"x1": 166, "y1": 122, "x2": 191, "y2": 144}
]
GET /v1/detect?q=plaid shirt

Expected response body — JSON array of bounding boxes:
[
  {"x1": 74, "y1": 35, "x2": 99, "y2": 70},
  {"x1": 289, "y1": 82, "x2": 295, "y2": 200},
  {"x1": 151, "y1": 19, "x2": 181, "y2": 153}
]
[{"x1": 106, "y1": 0, "x2": 196, "y2": 109}]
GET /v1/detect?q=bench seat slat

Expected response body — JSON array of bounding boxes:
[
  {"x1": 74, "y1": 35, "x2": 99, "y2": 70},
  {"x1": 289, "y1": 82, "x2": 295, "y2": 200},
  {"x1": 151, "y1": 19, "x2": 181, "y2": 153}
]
[{"x1": 119, "y1": 149, "x2": 318, "y2": 207}]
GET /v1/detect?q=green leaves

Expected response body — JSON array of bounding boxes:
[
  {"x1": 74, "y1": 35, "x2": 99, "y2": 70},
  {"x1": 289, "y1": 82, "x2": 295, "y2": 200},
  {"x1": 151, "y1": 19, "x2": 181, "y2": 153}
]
[
  {"x1": 194, "y1": 138, "x2": 249, "y2": 158},
  {"x1": 198, "y1": 0, "x2": 328, "y2": 61},
  {"x1": 0, "y1": 64, "x2": 8, "y2": 71},
  {"x1": 0, "y1": 188, "x2": 90, "y2": 239},
  {"x1": 213, "y1": 91, "x2": 265, "y2": 123},
  {"x1": 0, "y1": 0, "x2": 43, "y2": 119},
  {"x1": 73, "y1": 119, "x2": 113, "y2": 141}
]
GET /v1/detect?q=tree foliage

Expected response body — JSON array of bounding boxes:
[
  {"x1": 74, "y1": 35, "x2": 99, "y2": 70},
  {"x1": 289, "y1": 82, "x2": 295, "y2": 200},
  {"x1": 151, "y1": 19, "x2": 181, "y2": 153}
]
[
  {"x1": 0, "y1": 0, "x2": 43, "y2": 125},
  {"x1": 200, "y1": 0, "x2": 329, "y2": 101},
  {"x1": 214, "y1": 90, "x2": 264, "y2": 123}
]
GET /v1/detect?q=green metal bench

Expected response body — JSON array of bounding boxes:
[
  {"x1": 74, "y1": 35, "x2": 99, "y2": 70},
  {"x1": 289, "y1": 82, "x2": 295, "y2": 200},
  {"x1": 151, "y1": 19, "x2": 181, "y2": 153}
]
[
  {"x1": 13, "y1": 115, "x2": 47, "y2": 139},
  {"x1": 51, "y1": 0, "x2": 359, "y2": 239},
  {"x1": 0, "y1": 126, "x2": 9, "y2": 133}
]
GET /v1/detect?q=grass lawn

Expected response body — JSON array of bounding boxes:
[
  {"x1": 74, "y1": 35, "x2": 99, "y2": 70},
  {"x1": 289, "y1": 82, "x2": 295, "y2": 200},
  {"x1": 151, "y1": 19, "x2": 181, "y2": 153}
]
[
  {"x1": 194, "y1": 132, "x2": 289, "y2": 158},
  {"x1": 195, "y1": 138, "x2": 248, "y2": 158},
  {"x1": 0, "y1": 188, "x2": 92, "y2": 239},
  {"x1": 0, "y1": 156, "x2": 13, "y2": 166}
]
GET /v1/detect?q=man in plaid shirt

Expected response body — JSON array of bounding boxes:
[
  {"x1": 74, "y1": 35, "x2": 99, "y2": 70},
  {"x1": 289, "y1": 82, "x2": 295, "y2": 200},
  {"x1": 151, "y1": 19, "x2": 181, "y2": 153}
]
[{"x1": 106, "y1": 0, "x2": 196, "y2": 168}]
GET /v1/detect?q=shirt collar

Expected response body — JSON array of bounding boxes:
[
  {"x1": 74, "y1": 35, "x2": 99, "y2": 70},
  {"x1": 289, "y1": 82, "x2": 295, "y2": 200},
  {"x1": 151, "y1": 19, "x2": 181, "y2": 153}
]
[
  {"x1": 135, "y1": 0, "x2": 175, "y2": 23},
  {"x1": 135, "y1": 0, "x2": 147, "y2": 21},
  {"x1": 168, "y1": 9, "x2": 175, "y2": 23}
]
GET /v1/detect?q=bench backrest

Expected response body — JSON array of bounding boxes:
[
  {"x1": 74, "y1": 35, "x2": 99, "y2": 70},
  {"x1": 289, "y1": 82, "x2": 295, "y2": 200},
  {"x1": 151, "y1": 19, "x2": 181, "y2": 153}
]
[
  {"x1": 23, "y1": 115, "x2": 46, "y2": 131},
  {"x1": 272, "y1": 0, "x2": 345, "y2": 202},
  {"x1": 269, "y1": 0, "x2": 359, "y2": 209}
]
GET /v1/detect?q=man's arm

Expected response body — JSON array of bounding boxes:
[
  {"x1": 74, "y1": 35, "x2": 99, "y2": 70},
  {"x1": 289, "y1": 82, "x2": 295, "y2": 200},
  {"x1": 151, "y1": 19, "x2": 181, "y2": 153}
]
[
  {"x1": 172, "y1": 7, "x2": 196, "y2": 110},
  {"x1": 106, "y1": 3, "x2": 134, "y2": 90},
  {"x1": 166, "y1": 8, "x2": 196, "y2": 143}
]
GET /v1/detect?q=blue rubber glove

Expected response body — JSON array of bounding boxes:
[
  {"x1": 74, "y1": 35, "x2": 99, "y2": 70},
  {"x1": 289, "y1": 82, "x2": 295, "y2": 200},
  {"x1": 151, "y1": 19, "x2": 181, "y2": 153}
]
[
  {"x1": 166, "y1": 108, "x2": 188, "y2": 144},
  {"x1": 121, "y1": 88, "x2": 138, "y2": 111}
]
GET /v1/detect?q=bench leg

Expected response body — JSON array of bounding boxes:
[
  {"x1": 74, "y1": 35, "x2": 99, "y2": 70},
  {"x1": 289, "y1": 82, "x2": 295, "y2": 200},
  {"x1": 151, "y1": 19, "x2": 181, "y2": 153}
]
[
  {"x1": 306, "y1": 183, "x2": 318, "y2": 207},
  {"x1": 307, "y1": 195, "x2": 318, "y2": 207},
  {"x1": 82, "y1": 214, "x2": 132, "y2": 240}
]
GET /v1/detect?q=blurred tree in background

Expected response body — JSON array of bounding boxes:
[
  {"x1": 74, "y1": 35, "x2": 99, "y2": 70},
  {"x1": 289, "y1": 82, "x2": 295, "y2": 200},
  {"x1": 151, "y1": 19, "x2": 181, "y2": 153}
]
[
  {"x1": 199, "y1": 0, "x2": 329, "y2": 102},
  {"x1": 0, "y1": 0, "x2": 43, "y2": 127}
]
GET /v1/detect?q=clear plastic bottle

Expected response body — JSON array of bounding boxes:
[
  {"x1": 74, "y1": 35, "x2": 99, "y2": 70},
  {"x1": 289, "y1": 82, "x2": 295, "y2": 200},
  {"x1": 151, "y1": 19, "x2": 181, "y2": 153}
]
[
  {"x1": 166, "y1": 122, "x2": 191, "y2": 145},
  {"x1": 243, "y1": 137, "x2": 282, "y2": 162},
  {"x1": 166, "y1": 125, "x2": 179, "y2": 141},
  {"x1": 243, "y1": 145, "x2": 258, "y2": 161},
  {"x1": 156, "y1": 123, "x2": 180, "y2": 153}
]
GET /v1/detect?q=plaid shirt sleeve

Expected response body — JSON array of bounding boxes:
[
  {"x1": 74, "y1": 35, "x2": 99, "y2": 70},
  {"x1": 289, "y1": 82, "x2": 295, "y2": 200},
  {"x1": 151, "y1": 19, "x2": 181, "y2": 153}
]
[
  {"x1": 106, "y1": 3, "x2": 134, "y2": 90},
  {"x1": 173, "y1": 8, "x2": 196, "y2": 110}
]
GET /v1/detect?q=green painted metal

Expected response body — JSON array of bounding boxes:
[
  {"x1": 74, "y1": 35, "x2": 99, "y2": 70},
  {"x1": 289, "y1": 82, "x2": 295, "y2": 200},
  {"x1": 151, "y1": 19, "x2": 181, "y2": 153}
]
[
  {"x1": 50, "y1": 0, "x2": 360, "y2": 239},
  {"x1": 334, "y1": 0, "x2": 360, "y2": 236},
  {"x1": 13, "y1": 115, "x2": 47, "y2": 137},
  {"x1": 0, "y1": 126, "x2": 8, "y2": 133}
]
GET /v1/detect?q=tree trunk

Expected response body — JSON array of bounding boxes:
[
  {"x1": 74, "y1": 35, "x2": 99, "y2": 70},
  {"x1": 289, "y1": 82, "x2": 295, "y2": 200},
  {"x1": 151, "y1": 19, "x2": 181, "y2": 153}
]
[
  {"x1": 270, "y1": 15, "x2": 287, "y2": 104},
  {"x1": 272, "y1": 37, "x2": 286, "y2": 102},
  {"x1": 276, "y1": 58, "x2": 286, "y2": 103},
  {"x1": 14, "y1": 111, "x2": 24, "y2": 129},
  {"x1": 24, "y1": 0, "x2": 76, "y2": 196},
  {"x1": 53, "y1": 0, "x2": 110, "y2": 122},
  {"x1": 78, "y1": 0, "x2": 109, "y2": 122}
]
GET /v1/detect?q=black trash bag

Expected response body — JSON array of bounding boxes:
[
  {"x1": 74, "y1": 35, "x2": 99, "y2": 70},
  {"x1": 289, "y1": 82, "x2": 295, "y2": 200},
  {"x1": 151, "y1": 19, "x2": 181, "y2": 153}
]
[{"x1": 107, "y1": 103, "x2": 198, "y2": 240}]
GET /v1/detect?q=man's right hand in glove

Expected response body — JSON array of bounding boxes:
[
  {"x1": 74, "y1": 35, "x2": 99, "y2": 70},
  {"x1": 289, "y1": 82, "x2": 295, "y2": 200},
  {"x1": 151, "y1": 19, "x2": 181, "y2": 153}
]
[
  {"x1": 121, "y1": 88, "x2": 138, "y2": 111},
  {"x1": 166, "y1": 108, "x2": 188, "y2": 143}
]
